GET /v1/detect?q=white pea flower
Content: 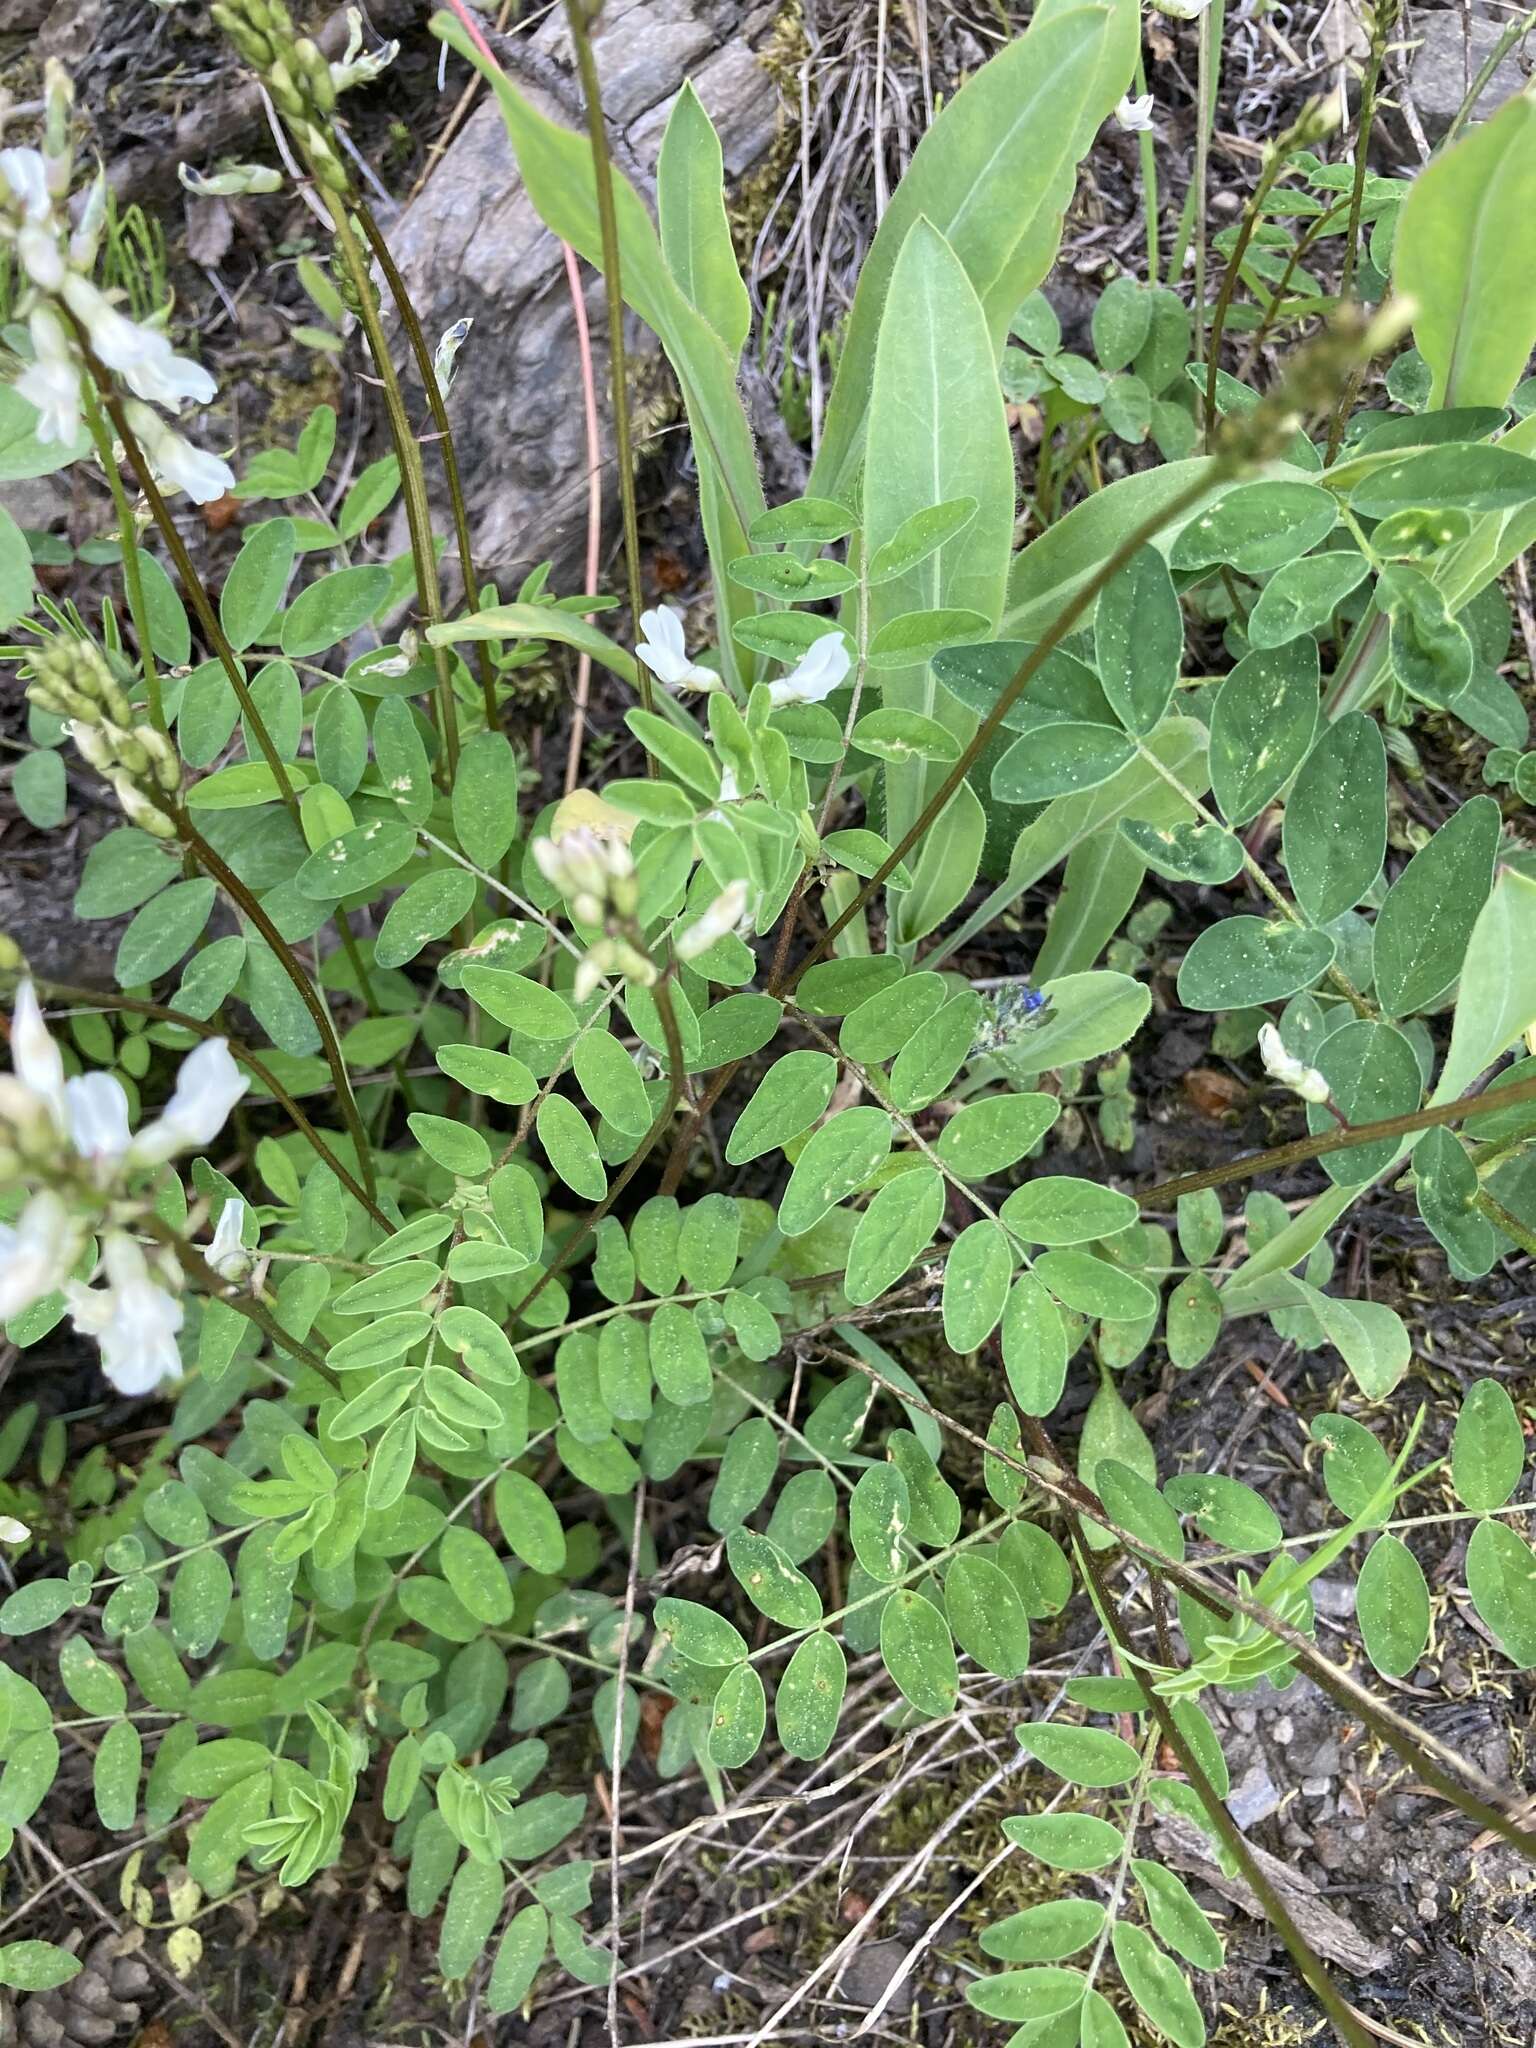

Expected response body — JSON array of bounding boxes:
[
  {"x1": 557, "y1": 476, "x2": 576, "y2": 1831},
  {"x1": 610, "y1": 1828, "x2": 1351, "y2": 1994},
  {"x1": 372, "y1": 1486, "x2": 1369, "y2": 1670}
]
[
  {"x1": 61, "y1": 273, "x2": 216, "y2": 409},
  {"x1": 10, "y1": 979, "x2": 68, "y2": 1131},
  {"x1": 15, "y1": 307, "x2": 83, "y2": 446},
  {"x1": 0, "y1": 1516, "x2": 31, "y2": 1543},
  {"x1": 0, "y1": 147, "x2": 52, "y2": 222},
  {"x1": 69, "y1": 172, "x2": 107, "y2": 273},
  {"x1": 123, "y1": 400, "x2": 236, "y2": 506},
  {"x1": 767, "y1": 632, "x2": 851, "y2": 708},
  {"x1": 433, "y1": 316, "x2": 472, "y2": 395},
  {"x1": 1115, "y1": 93, "x2": 1155, "y2": 133},
  {"x1": 131, "y1": 1038, "x2": 248, "y2": 1164},
  {"x1": 534, "y1": 825, "x2": 634, "y2": 901},
  {"x1": 64, "y1": 1071, "x2": 135, "y2": 1177},
  {"x1": 0, "y1": 1191, "x2": 82, "y2": 1321},
  {"x1": 208, "y1": 1198, "x2": 252, "y2": 1283},
  {"x1": 4, "y1": 983, "x2": 248, "y2": 1173},
  {"x1": 636, "y1": 607, "x2": 722, "y2": 693},
  {"x1": 1258, "y1": 1022, "x2": 1331, "y2": 1105},
  {"x1": 676, "y1": 879, "x2": 751, "y2": 961},
  {"x1": 329, "y1": 7, "x2": 400, "y2": 90},
  {"x1": 1153, "y1": 0, "x2": 1211, "y2": 16},
  {"x1": 66, "y1": 1229, "x2": 184, "y2": 1396},
  {"x1": 17, "y1": 218, "x2": 64, "y2": 291}
]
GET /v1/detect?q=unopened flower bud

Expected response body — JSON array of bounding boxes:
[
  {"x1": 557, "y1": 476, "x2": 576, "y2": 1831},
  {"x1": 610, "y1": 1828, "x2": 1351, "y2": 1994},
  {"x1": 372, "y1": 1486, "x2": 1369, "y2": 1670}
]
[
  {"x1": 178, "y1": 161, "x2": 284, "y2": 198},
  {"x1": 138, "y1": 725, "x2": 182, "y2": 794},
  {"x1": 111, "y1": 774, "x2": 177, "y2": 838},
  {"x1": 63, "y1": 718, "x2": 113, "y2": 773},
  {"x1": 41, "y1": 59, "x2": 74, "y2": 196},
  {"x1": 105, "y1": 721, "x2": 150, "y2": 779}
]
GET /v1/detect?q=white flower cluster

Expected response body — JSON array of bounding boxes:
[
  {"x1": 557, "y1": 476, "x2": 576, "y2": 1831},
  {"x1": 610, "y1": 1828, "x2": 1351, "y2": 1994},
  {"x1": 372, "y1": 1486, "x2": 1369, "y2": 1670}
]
[
  {"x1": 637, "y1": 608, "x2": 852, "y2": 708},
  {"x1": 0, "y1": 62, "x2": 235, "y2": 503},
  {"x1": 0, "y1": 983, "x2": 250, "y2": 1393}
]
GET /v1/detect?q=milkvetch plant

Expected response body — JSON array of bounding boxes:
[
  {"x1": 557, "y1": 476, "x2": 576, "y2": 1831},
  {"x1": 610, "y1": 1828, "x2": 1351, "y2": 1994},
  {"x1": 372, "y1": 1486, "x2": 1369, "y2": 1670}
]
[{"x1": 3, "y1": 12, "x2": 1536, "y2": 2044}]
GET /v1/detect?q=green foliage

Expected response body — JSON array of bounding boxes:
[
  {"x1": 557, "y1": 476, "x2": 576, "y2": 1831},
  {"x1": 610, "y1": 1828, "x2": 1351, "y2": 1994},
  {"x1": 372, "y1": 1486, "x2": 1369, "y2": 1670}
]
[{"x1": 5, "y1": 21, "x2": 1536, "y2": 2039}]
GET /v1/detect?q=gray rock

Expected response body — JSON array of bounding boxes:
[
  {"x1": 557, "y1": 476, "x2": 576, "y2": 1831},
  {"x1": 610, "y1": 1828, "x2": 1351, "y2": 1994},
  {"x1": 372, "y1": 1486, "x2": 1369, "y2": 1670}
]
[
  {"x1": 1409, "y1": 10, "x2": 1533, "y2": 142},
  {"x1": 1227, "y1": 1760, "x2": 1282, "y2": 1829},
  {"x1": 376, "y1": 0, "x2": 783, "y2": 596},
  {"x1": 838, "y1": 1939, "x2": 912, "y2": 2010}
]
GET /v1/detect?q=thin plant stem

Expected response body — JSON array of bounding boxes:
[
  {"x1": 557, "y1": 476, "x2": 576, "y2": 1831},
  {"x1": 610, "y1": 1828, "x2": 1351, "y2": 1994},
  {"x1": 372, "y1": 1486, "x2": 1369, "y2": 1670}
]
[
  {"x1": 37, "y1": 978, "x2": 390, "y2": 1226},
  {"x1": 1135, "y1": 1069, "x2": 1536, "y2": 1207},
  {"x1": 79, "y1": 363, "x2": 302, "y2": 824},
  {"x1": 353, "y1": 199, "x2": 498, "y2": 729},
  {"x1": 79, "y1": 388, "x2": 164, "y2": 732},
  {"x1": 1134, "y1": 48, "x2": 1159, "y2": 286},
  {"x1": 1326, "y1": 0, "x2": 1397, "y2": 462},
  {"x1": 562, "y1": 0, "x2": 652, "y2": 722},
  {"x1": 1204, "y1": 144, "x2": 1294, "y2": 449},
  {"x1": 1070, "y1": 1527, "x2": 1375, "y2": 2048},
  {"x1": 321, "y1": 196, "x2": 462, "y2": 778},
  {"x1": 177, "y1": 811, "x2": 377, "y2": 1199}
]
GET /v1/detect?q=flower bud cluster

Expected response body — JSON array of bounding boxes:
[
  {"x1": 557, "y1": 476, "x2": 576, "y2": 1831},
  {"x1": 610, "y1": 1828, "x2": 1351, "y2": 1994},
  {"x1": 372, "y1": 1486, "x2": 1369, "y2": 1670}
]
[
  {"x1": 0, "y1": 61, "x2": 235, "y2": 502},
  {"x1": 210, "y1": 1, "x2": 397, "y2": 194},
  {"x1": 26, "y1": 639, "x2": 182, "y2": 838},
  {"x1": 533, "y1": 828, "x2": 658, "y2": 1002}
]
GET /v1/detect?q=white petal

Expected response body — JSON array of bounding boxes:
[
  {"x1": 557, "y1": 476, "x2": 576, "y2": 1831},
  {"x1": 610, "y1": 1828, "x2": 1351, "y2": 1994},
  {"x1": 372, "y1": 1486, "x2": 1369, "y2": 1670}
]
[
  {"x1": 64, "y1": 1071, "x2": 133, "y2": 1167},
  {"x1": 768, "y1": 632, "x2": 851, "y2": 707},
  {"x1": 130, "y1": 1038, "x2": 247, "y2": 1164},
  {"x1": 0, "y1": 148, "x2": 52, "y2": 221},
  {"x1": 0, "y1": 1192, "x2": 79, "y2": 1320},
  {"x1": 72, "y1": 1231, "x2": 185, "y2": 1395},
  {"x1": 208, "y1": 1198, "x2": 250, "y2": 1281},
  {"x1": 9, "y1": 980, "x2": 67, "y2": 1130}
]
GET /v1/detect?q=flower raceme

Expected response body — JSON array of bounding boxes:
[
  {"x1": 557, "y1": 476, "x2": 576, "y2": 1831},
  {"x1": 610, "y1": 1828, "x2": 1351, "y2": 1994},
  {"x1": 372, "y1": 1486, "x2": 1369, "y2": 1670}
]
[
  {"x1": 0, "y1": 61, "x2": 234, "y2": 501},
  {"x1": 0, "y1": 983, "x2": 250, "y2": 1391}
]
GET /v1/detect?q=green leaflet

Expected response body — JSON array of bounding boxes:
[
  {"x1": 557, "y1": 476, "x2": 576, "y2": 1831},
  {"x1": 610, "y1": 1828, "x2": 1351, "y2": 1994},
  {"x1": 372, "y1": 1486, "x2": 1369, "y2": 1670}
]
[
  {"x1": 808, "y1": 0, "x2": 1137, "y2": 504},
  {"x1": 863, "y1": 219, "x2": 1014, "y2": 853},
  {"x1": 1394, "y1": 87, "x2": 1536, "y2": 409}
]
